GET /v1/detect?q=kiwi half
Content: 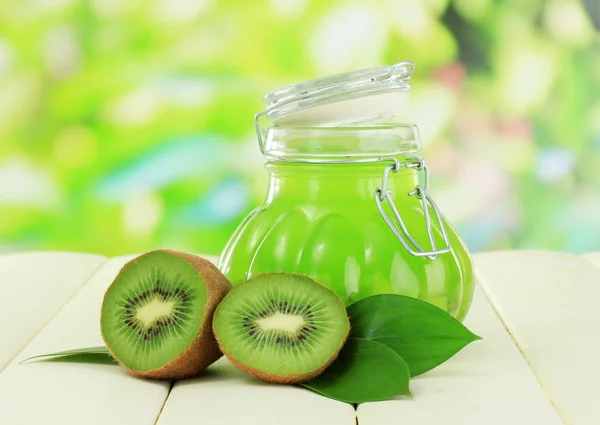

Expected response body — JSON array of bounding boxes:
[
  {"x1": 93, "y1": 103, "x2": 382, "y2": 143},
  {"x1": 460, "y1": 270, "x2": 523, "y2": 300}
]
[
  {"x1": 100, "y1": 250, "x2": 231, "y2": 379},
  {"x1": 212, "y1": 273, "x2": 350, "y2": 384}
]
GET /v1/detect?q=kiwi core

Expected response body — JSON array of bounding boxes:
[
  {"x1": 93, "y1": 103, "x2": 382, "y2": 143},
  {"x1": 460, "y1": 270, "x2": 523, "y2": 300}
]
[
  {"x1": 136, "y1": 299, "x2": 175, "y2": 326},
  {"x1": 256, "y1": 312, "x2": 304, "y2": 333}
]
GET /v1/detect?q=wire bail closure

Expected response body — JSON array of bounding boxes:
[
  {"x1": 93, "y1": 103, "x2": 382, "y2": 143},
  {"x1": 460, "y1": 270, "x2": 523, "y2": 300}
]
[
  {"x1": 252, "y1": 148, "x2": 451, "y2": 260},
  {"x1": 375, "y1": 157, "x2": 451, "y2": 260}
]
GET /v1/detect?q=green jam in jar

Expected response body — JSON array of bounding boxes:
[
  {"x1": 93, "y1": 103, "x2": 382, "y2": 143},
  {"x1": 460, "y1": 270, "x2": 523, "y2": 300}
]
[{"x1": 219, "y1": 62, "x2": 475, "y2": 320}]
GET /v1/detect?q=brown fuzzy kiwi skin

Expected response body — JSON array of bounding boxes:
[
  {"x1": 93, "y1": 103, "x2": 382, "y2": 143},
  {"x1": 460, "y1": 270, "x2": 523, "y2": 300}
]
[
  {"x1": 212, "y1": 272, "x2": 350, "y2": 384},
  {"x1": 101, "y1": 249, "x2": 231, "y2": 380}
]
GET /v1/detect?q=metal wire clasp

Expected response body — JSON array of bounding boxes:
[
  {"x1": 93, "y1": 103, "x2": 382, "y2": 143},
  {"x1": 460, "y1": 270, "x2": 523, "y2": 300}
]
[{"x1": 375, "y1": 157, "x2": 451, "y2": 260}]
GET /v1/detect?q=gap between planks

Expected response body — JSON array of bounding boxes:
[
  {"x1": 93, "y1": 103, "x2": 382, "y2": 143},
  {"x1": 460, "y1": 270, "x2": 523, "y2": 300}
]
[{"x1": 154, "y1": 381, "x2": 176, "y2": 425}]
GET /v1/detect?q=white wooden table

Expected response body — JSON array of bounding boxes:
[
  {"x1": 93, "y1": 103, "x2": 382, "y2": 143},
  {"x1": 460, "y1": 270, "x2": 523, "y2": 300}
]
[{"x1": 0, "y1": 250, "x2": 598, "y2": 425}]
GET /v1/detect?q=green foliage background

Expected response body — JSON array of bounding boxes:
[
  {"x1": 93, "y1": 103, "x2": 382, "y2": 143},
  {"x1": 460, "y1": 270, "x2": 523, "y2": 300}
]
[{"x1": 0, "y1": 0, "x2": 599, "y2": 256}]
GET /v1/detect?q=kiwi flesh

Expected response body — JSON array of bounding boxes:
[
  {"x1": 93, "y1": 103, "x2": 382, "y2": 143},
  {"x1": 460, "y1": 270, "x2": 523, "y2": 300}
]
[
  {"x1": 100, "y1": 250, "x2": 231, "y2": 379},
  {"x1": 212, "y1": 273, "x2": 350, "y2": 384}
]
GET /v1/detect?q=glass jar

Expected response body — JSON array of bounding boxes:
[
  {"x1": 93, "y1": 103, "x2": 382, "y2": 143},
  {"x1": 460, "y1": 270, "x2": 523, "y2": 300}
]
[{"x1": 219, "y1": 62, "x2": 475, "y2": 320}]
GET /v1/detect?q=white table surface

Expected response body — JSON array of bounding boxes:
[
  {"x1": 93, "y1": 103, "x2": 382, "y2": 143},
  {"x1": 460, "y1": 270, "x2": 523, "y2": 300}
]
[{"x1": 0, "y1": 249, "x2": 598, "y2": 425}]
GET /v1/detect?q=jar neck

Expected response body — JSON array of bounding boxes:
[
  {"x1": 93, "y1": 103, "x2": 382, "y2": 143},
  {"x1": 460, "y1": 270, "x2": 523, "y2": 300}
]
[
  {"x1": 261, "y1": 125, "x2": 421, "y2": 161},
  {"x1": 264, "y1": 161, "x2": 418, "y2": 205}
]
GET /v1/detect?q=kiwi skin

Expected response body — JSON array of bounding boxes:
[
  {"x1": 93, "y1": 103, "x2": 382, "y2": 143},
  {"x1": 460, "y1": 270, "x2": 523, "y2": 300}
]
[
  {"x1": 212, "y1": 273, "x2": 350, "y2": 384},
  {"x1": 101, "y1": 249, "x2": 231, "y2": 380}
]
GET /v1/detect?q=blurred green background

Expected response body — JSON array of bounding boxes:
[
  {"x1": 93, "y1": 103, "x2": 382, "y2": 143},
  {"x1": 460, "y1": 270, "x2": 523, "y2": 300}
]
[{"x1": 1, "y1": 0, "x2": 599, "y2": 256}]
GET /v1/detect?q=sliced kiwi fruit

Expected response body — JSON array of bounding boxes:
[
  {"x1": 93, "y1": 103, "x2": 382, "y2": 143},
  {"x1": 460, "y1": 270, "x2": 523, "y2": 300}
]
[
  {"x1": 100, "y1": 250, "x2": 231, "y2": 379},
  {"x1": 212, "y1": 273, "x2": 350, "y2": 384}
]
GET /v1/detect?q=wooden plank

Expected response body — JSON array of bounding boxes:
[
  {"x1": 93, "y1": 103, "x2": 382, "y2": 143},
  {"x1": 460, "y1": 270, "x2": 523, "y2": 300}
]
[
  {"x1": 357, "y1": 287, "x2": 563, "y2": 425},
  {"x1": 156, "y1": 357, "x2": 356, "y2": 425},
  {"x1": 0, "y1": 255, "x2": 171, "y2": 425},
  {"x1": 475, "y1": 250, "x2": 600, "y2": 425},
  {"x1": 0, "y1": 252, "x2": 106, "y2": 372}
]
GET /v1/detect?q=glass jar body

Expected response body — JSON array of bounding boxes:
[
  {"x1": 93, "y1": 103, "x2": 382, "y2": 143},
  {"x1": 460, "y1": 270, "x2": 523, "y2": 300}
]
[{"x1": 219, "y1": 161, "x2": 475, "y2": 320}]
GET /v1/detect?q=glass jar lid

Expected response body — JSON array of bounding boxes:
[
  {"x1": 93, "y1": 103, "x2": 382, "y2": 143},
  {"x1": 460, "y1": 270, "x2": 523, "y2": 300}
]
[
  {"x1": 254, "y1": 61, "x2": 420, "y2": 159},
  {"x1": 260, "y1": 61, "x2": 414, "y2": 127}
]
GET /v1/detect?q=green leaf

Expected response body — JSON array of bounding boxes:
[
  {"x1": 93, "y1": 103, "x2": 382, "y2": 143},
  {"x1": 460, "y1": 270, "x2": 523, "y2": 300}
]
[
  {"x1": 303, "y1": 338, "x2": 411, "y2": 403},
  {"x1": 20, "y1": 346, "x2": 117, "y2": 365},
  {"x1": 347, "y1": 294, "x2": 481, "y2": 377}
]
